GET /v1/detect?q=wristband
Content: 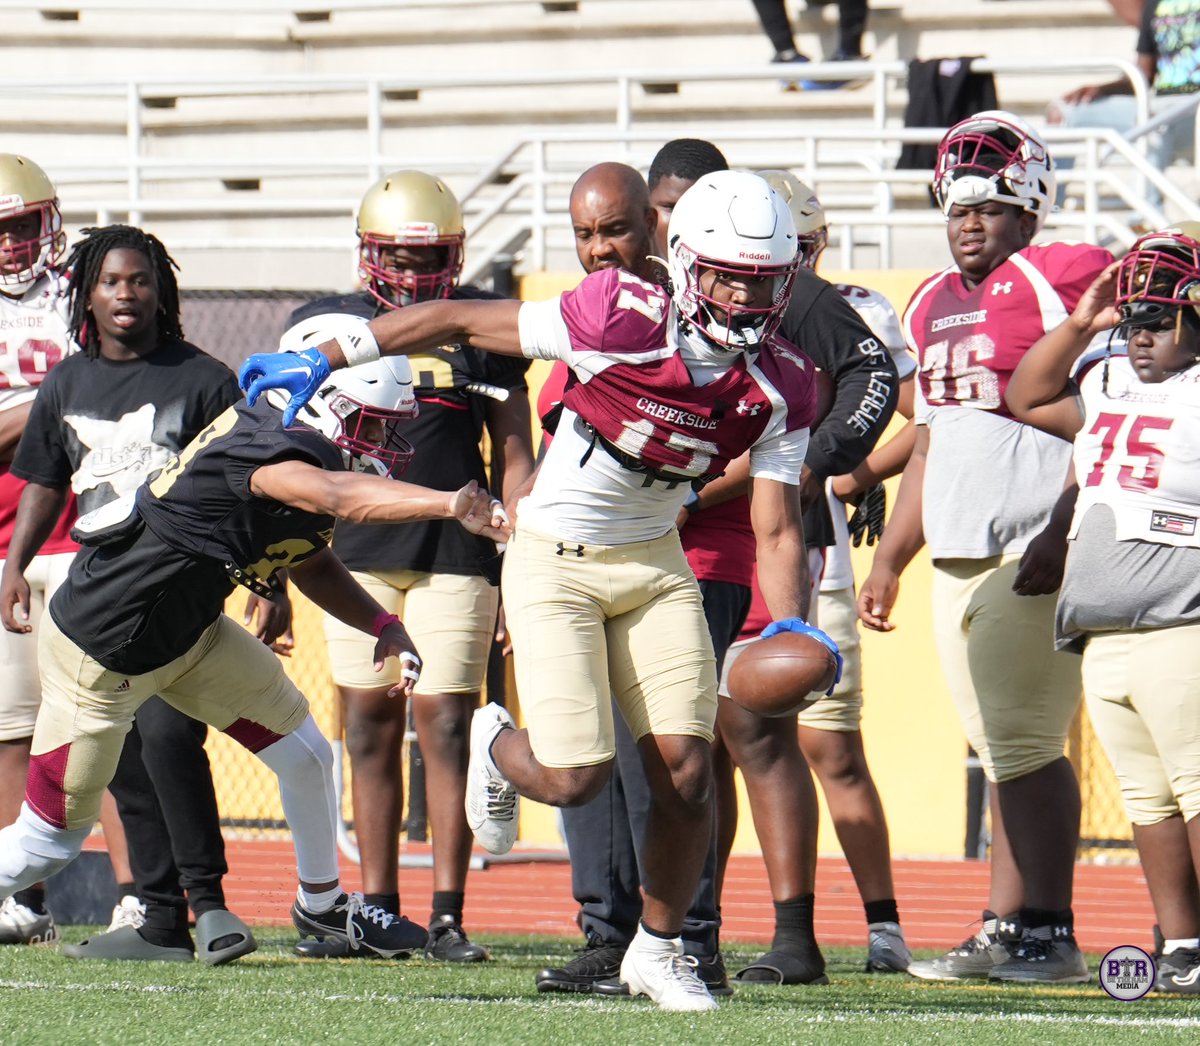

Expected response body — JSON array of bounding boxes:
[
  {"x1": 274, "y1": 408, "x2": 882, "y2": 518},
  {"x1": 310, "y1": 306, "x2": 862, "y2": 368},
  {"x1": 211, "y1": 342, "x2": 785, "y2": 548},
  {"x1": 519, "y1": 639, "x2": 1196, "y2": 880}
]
[
  {"x1": 335, "y1": 323, "x2": 381, "y2": 368},
  {"x1": 372, "y1": 612, "x2": 401, "y2": 638},
  {"x1": 682, "y1": 489, "x2": 700, "y2": 514}
]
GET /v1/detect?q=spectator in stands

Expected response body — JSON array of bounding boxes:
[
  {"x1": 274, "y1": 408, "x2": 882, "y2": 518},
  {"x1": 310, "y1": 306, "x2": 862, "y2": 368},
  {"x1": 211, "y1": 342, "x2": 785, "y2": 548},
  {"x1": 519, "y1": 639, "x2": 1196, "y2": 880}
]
[
  {"x1": 1006, "y1": 224, "x2": 1200, "y2": 996},
  {"x1": 0, "y1": 159, "x2": 133, "y2": 947},
  {"x1": 749, "y1": 0, "x2": 869, "y2": 89},
  {"x1": 283, "y1": 171, "x2": 533, "y2": 962},
  {"x1": 2, "y1": 225, "x2": 259, "y2": 963},
  {"x1": 1049, "y1": 0, "x2": 1200, "y2": 190},
  {"x1": 534, "y1": 155, "x2": 731, "y2": 999},
  {"x1": 859, "y1": 111, "x2": 1111, "y2": 984},
  {"x1": 707, "y1": 172, "x2": 900, "y2": 986}
]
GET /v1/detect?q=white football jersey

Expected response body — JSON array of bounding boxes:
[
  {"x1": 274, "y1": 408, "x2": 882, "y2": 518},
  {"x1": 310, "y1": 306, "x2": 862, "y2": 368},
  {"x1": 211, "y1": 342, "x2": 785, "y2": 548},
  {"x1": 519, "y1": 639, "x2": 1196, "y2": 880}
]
[
  {"x1": 1072, "y1": 354, "x2": 1200, "y2": 549},
  {"x1": 0, "y1": 270, "x2": 74, "y2": 413}
]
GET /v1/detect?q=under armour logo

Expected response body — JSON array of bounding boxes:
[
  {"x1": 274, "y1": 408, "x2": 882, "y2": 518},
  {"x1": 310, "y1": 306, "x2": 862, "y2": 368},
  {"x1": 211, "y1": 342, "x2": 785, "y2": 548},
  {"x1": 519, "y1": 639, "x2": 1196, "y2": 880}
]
[
  {"x1": 735, "y1": 400, "x2": 762, "y2": 416},
  {"x1": 555, "y1": 543, "x2": 585, "y2": 557},
  {"x1": 998, "y1": 920, "x2": 1018, "y2": 936},
  {"x1": 991, "y1": 280, "x2": 1013, "y2": 295},
  {"x1": 1053, "y1": 925, "x2": 1071, "y2": 938}
]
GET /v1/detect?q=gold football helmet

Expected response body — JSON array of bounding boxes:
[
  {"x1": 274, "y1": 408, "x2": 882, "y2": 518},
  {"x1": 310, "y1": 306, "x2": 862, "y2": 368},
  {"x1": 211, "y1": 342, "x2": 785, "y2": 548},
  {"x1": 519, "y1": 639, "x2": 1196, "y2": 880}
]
[
  {"x1": 757, "y1": 169, "x2": 826, "y2": 269},
  {"x1": 356, "y1": 170, "x2": 465, "y2": 308},
  {"x1": 0, "y1": 154, "x2": 64, "y2": 294}
]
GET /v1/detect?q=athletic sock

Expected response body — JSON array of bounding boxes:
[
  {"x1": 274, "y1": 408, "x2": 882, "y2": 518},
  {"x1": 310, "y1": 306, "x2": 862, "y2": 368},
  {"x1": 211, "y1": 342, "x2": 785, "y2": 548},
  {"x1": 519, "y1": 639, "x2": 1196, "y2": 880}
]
[
  {"x1": 772, "y1": 894, "x2": 817, "y2": 950},
  {"x1": 431, "y1": 890, "x2": 464, "y2": 925},
  {"x1": 864, "y1": 899, "x2": 899, "y2": 926},
  {"x1": 115, "y1": 881, "x2": 136, "y2": 900},
  {"x1": 1164, "y1": 937, "x2": 1200, "y2": 954},
  {"x1": 639, "y1": 920, "x2": 679, "y2": 942},
  {"x1": 297, "y1": 884, "x2": 341, "y2": 915},
  {"x1": 138, "y1": 902, "x2": 193, "y2": 951}
]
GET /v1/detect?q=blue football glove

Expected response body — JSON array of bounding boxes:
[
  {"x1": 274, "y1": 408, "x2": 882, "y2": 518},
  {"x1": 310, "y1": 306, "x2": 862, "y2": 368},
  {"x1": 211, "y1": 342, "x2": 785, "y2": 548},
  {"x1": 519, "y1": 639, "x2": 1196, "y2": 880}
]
[
  {"x1": 239, "y1": 347, "x2": 332, "y2": 427},
  {"x1": 760, "y1": 617, "x2": 844, "y2": 695}
]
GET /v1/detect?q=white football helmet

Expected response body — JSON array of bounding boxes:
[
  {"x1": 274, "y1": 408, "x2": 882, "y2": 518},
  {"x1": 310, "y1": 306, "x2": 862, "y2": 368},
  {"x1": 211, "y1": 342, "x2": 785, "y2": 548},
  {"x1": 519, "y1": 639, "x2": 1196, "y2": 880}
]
[
  {"x1": 0, "y1": 154, "x2": 65, "y2": 295},
  {"x1": 277, "y1": 313, "x2": 418, "y2": 476},
  {"x1": 933, "y1": 110, "x2": 1056, "y2": 231},
  {"x1": 667, "y1": 170, "x2": 799, "y2": 351},
  {"x1": 757, "y1": 170, "x2": 827, "y2": 269}
]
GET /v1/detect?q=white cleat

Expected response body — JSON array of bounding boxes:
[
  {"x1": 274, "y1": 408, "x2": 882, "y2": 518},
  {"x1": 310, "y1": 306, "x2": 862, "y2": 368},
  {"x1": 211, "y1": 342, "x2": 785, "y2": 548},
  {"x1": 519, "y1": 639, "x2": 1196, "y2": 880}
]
[
  {"x1": 465, "y1": 703, "x2": 520, "y2": 855},
  {"x1": 107, "y1": 894, "x2": 147, "y2": 932},
  {"x1": 0, "y1": 896, "x2": 59, "y2": 945},
  {"x1": 620, "y1": 928, "x2": 718, "y2": 1012}
]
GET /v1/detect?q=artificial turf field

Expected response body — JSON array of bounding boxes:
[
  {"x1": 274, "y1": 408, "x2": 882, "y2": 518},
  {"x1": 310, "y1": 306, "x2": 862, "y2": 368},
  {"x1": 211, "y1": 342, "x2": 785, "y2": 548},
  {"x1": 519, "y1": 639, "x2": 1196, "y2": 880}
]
[{"x1": 2, "y1": 931, "x2": 1197, "y2": 1045}]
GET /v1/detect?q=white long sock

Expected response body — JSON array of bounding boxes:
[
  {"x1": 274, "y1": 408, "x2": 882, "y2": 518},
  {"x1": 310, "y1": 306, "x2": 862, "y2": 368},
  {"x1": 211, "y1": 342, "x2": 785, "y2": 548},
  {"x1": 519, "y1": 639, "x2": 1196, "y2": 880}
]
[
  {"x1": 255, "y1": 714, "x2": 339, "y2": 886},
  {"x1": 0, "y1": 804, "x2": 91, "y2": 897}
]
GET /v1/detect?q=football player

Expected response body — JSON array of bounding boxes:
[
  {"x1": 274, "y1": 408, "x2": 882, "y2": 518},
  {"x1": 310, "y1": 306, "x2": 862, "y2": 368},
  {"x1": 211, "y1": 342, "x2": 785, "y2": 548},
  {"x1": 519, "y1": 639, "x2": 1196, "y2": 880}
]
[
  {"x1": 0, "y1": 347, "x2": 509, "y2": 960},
  {"x1": 1006, "y1": 226, "x2": 1200, "y2": 994},
  {"x1": 2, "y1": 224, "x2": 256, "y2": 963},
  {"x1": 239, "y1": 170, "x2": 825, "y2": 1012},
  {"x1": 859, "y1": 111, "x2": 1112, "y2": 984},
  {"x1": 0, "y1": 154, "x2": 102, "y2": 946},
  {"x1": 283, "y1": 170, "x2": 533, "y2": 962}
]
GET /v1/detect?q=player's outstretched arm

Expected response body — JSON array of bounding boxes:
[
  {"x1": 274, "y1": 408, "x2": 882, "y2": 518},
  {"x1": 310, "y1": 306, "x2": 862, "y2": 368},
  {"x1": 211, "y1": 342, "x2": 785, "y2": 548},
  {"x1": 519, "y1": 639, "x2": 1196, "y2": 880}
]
[
  {"x1": 240, "y1": 300, "x2": 526, "y2": 420},
  {"x1": 249, "y1": 459, "x2": 511, "y2": 542}
]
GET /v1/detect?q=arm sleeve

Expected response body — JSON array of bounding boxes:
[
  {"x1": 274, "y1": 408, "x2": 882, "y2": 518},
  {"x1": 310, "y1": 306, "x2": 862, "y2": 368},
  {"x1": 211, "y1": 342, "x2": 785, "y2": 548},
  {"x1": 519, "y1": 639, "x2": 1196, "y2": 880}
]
[
  {"x1": 517, "y1": 298, "x2": 575, "y2": 362},
  {"x1": 1136, "y1": 0, "x2": 1157, "y2": 58},
  {"x1": 790, "y1": 282, "x2": 901, "y2": 479}
]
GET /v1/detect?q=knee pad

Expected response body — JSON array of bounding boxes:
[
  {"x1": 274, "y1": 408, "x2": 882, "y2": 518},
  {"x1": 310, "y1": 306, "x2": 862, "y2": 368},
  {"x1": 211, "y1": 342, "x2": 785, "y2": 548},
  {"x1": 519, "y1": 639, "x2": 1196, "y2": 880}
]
[{"x1": 0, "y1": 804, "x2": 90, "y2": 895}]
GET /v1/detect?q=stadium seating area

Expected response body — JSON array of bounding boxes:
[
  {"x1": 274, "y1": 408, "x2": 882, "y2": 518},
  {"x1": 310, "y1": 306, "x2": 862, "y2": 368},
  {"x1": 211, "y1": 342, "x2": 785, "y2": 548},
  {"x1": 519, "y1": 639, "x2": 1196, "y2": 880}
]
[{"x1": 2, "y1": 0, "x2": 1189, "y2": 287}]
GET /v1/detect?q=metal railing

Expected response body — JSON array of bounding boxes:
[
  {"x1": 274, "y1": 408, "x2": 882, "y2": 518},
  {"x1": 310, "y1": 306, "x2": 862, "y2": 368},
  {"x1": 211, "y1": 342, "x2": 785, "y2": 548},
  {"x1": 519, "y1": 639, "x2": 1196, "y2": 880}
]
[{"x1": 2, "y1": 58, "x2": 1187, "y2": 277}]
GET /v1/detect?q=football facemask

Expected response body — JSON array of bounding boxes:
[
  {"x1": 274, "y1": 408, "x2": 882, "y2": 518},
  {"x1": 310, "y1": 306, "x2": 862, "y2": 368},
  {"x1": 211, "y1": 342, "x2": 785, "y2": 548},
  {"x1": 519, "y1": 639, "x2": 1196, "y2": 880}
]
[
  {"x1": 357, "y1": 170, "x2": 465, "y2": 309},
  {"x1": 1116, "y1": 223, "x2": 1200, "y2": 333},
  {"x1": 933, "y1": 111, "x2": 1056, "y2": 231},
  {"x1": 0, "y1": 154, "x2": 64, "y2": 294}
]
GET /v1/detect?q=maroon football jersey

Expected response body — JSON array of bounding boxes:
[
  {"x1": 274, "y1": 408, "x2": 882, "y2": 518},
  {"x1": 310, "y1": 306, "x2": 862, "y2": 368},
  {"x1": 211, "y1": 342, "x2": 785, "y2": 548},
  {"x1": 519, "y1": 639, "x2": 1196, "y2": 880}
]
[
  {"x1": 557, "y1": 268, "x2": 817, "y2": 480},
  {"x1": 905, "y1": 241, "x2": 1112, "y2": 421}
]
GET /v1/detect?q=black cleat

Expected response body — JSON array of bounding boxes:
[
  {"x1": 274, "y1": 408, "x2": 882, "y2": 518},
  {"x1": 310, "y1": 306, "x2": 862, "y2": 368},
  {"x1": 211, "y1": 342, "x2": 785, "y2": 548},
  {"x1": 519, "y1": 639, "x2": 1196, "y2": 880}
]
[
  {"x1": 291, "y1": 892, "x2": 427, "y2": 959},
  {"x1": 425, "y1": 915, "x2": 491, "y2": 962},
  {"x1": 535, "y1": 933, "x2": 627, "y2": 993}
]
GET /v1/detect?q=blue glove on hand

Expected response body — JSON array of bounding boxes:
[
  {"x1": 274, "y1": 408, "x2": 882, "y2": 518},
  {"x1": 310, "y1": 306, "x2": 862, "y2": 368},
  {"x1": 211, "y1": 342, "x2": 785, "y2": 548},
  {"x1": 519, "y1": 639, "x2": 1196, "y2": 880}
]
[
  {"x1": 760, "y1": 617, "x2": 844, "y2": 694},
  {"x1": 239, "y1": 347, "x2": 332, "y2": 427}
]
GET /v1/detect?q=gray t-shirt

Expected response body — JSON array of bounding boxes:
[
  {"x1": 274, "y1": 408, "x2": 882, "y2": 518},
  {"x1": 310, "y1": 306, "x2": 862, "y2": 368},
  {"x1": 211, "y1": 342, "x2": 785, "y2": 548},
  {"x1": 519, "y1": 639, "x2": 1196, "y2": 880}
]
[
  {"x1": 920, "y1": 402, "x2": 1075, "y2": 560},
  {"x1": 1057, "y1": 503, "x2": 1200, "y2": 649}
]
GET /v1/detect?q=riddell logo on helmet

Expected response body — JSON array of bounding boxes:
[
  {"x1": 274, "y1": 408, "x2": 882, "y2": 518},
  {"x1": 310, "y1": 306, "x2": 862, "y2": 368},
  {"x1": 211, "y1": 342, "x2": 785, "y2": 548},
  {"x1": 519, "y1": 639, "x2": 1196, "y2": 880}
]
[{"x1": 738, "y1": 251, "x2": 771, "y2": 260}]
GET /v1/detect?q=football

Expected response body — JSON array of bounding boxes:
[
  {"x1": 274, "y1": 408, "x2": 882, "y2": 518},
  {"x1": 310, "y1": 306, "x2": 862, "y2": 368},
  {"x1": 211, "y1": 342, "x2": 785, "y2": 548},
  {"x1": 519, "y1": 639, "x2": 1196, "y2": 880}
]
[{"x1": 726, "y1": 631, "x2": 839, "y2": 717}]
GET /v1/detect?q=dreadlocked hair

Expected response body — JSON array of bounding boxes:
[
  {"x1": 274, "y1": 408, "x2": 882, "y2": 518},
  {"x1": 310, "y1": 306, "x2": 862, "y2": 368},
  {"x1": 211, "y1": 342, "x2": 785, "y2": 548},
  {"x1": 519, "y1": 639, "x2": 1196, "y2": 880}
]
[{"x1": 65, "y1": 224, "x2": 182, "y2": 359}]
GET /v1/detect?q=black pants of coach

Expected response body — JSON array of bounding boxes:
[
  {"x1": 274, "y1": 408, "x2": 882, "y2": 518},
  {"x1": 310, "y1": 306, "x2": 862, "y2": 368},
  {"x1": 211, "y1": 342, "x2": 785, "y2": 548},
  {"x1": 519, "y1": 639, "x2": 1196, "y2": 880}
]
[
  {"x1": 107, "y1": 697, "x2": 228, "y2": 930},
  {"x1": 560, "y1": 579, "x2": 751, "y2": 956}
]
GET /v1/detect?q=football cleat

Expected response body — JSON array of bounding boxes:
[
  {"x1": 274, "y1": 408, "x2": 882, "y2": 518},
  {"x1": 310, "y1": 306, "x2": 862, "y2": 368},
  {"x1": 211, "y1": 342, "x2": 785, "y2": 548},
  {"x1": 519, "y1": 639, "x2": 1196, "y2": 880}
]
[
  {"x1": 988, "y1": 930, "x2": 1090, "y2": 984},
  {"x1": 597, "y1": 950, "x2": 735, "y2": 997},
  {"x1": 907, "y1": 913, "x2": 1017, "y2": 981},
  {"x1": 107, "y1": 894, "x2": 146, "y2": 932},
  {"x1": 0, "y1": 896, "x2": 58, "y2": 945},
  {"x1": 1155, "y1": 946, "x2": 1200, "y2": 994},
  {"x1": 535, "y1": 933, "x2": 628, "y2": 993},
  {"x1": 465, "y1": 703, "x2": 520, "y2": 855},
  {"x1": 425, "y1": 914, "x2": 490, "y2": 962},
  {"x1": 620, "y1": 931, "x2": 718, "y2": 1012},
  {"x1": 866, "y1": 920, "x2": 912, "y2": 973},
  {"x1": 291, "y1": 892, "x2": 427, "y2": 959}
]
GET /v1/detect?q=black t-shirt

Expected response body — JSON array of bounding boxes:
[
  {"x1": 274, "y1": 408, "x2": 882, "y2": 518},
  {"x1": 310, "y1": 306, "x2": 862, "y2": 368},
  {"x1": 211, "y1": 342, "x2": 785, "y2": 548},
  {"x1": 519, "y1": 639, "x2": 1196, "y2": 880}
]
[
  {"x1": 288, "y1": 289, "x2": 530, "y2": 575},
  {"x1": 12, "y1": 338, "x2": 241, "y2": 517},
  {"x1": 778, "y1": 268, "x2": 900, "y2": 548},
  {"x1": 50, "y1": 398, "x2": 345, "y2": 674}
]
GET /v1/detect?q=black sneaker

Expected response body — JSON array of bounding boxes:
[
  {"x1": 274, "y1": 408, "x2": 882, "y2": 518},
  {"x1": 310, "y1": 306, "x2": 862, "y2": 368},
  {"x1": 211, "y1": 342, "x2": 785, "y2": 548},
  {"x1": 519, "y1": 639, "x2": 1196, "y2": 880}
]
[
  {"x1": 1156, "y1": 946, "x2": 1200, "y2": 994},
  {"x1": 291, "y1": 892, "x2": 427, "y2": 959},
  {"x1": 426, "y1": 914, "x2": 490, "y2": 963},
  {"x1": 535, "y1": 933, "x2": 627, "y2": 993},
  {"x1": 596, "y1": 950, "x2": 734, "y2": 997}
]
